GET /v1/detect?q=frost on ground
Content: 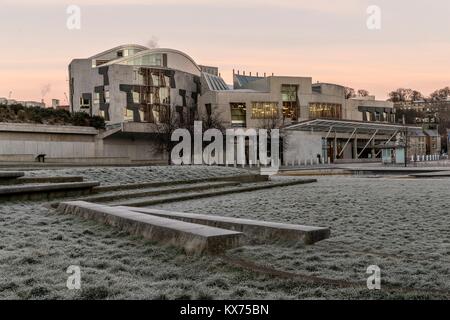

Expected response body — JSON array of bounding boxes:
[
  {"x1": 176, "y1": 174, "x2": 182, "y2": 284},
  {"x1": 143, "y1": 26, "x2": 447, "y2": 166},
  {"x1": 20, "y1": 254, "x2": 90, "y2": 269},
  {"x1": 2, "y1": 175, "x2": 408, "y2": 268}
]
[{"x1": 0, "y1": 168, "x2": 449, "y2": 300}]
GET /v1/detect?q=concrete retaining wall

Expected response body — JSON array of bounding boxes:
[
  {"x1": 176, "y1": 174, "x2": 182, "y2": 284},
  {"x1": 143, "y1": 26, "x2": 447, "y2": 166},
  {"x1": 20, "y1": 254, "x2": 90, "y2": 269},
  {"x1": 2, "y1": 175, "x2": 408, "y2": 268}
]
[{"x1": 0, "y1": 123, "x2": 167, "y2": 164}]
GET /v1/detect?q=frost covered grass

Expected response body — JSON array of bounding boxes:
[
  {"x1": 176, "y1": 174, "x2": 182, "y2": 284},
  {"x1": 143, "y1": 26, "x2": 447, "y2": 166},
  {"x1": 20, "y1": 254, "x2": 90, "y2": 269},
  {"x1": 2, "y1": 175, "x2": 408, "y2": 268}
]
[
  {"x1": 24, "y1": 166, "x2": 251, "y2": 185},
  {"x1": 0, "y1": 168, "x2": 449, "y2": 299},
  {"x1": 156, "y1": 175, "x2": 450, "y2": 299}
]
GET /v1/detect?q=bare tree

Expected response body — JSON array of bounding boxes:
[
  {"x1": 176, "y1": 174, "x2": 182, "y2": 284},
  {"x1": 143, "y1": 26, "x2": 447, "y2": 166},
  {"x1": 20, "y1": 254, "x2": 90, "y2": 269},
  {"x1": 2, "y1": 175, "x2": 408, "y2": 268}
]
[
  {"x1": 430, "y1": 87, "x2": 450, "y2": 101},
  {"x1": 345, "y1": 87, "x2": 356, "y2": 99},
  {"x1": 388, "y1": 88, "x2": 424, "y2": 102},
  {"x1": 153, "y1": 105, "x2": 186, "y2": 165},
  {"x1": 199, "y1": 109, "x2": 226, "y2": 133},
  {"x1": 357, "y1": 89, "x2": 370, "y2": 97}
]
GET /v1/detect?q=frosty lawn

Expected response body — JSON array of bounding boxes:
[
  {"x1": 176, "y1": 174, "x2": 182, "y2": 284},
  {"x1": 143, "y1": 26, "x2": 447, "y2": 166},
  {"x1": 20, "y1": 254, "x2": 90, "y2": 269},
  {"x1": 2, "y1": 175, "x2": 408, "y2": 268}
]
[{"x1": 0, "y1": 167, "x2": 449, "y2": 299}]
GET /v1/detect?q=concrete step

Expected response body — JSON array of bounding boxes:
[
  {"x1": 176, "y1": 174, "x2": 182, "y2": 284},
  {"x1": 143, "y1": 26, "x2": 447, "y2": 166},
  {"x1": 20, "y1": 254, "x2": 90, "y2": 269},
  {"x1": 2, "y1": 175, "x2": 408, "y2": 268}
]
[
  {"x1": 0, "y1": 171, "x2": 25, "y2": 180},
  {"x1": 76, "y1": 181, "x2": 241, "y2": 203},
  {"x1": 0, "y1": 176, "x2": 84, "y2": 185},
  {"x1": 56, "y1": 201, "x2": 243, "y2": 255},
  {"x1": 106, "y1": 179, "x2": 317, "y2": 207},
  {"x1": 94, "y1": 174, "x2": 268, "y2": 192},
  {"x1": 0, "y1": 181, "x2": 100, "y2": 201},
  {"x1": 120, "y1": 207, "x2": 331, "y2": 245}
]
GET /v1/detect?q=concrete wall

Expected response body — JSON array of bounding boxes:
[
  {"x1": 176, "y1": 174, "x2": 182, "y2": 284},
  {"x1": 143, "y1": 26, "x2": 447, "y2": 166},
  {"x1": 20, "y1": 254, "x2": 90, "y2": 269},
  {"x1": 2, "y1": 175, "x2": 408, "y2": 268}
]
[
  {"x1": 345, "y1": 98, "x2": 394, "y2": 121},
  {"x1": 0, "y1": 124, "x2": 97, "y2": 158},
  {"x1": 102, "y1": 136, "x2": 166, "y2": 161},
  {"x1": 0, "y1": 123, "x2": 167, "y2": 163}
]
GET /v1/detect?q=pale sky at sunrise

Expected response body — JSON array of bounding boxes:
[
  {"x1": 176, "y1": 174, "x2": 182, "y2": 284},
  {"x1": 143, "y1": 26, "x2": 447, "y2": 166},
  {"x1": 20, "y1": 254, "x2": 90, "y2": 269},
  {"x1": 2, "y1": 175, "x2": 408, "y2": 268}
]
[{"x1": 1, "y1": 0, "x2": 450, "y2": 105}]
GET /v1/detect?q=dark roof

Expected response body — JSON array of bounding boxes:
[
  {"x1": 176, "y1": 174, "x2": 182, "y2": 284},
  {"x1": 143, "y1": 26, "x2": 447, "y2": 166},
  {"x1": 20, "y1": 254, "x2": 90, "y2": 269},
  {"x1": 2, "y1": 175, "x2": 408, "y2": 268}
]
[{"x1": 202, "y1": 73, "x2": 229, "y2": 91}]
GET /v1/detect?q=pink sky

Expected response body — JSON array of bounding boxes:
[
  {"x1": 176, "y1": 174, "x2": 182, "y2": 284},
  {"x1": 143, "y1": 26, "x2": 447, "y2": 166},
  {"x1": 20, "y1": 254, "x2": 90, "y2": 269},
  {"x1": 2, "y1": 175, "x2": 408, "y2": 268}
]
[{"x1": 1, "y1": 0, "x2": 450, "y2": 105}]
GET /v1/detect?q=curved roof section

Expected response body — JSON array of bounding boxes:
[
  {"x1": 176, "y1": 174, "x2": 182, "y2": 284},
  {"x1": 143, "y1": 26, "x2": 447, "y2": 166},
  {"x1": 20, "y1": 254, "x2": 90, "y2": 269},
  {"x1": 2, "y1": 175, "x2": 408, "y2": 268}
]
[
  {"x1": 89, "y1": 44, "x2": 149, "y2": 60},
  {"x1": 101, "y1": 48, "x2": 201, "y2": 76}
]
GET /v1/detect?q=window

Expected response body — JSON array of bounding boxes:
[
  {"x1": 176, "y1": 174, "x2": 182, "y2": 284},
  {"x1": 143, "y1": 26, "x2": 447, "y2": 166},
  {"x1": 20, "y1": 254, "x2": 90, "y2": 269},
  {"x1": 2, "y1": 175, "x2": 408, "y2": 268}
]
[
  {"x1": 281, "y1": 85, "x2": 299, "y2": 119},
  {"x1": 309, "y1": 103, "x2": 342, "y2": 119},
  {"x1": 230, "y1": 103, "x2": 246, "y2": 127},
  {"x1": 122, "y1": 53, "x2": 163, "y2": 66},
  {"x1": 80, "y1": 98, "x2": 90, "y2": 109},
  {"x1": 132, "y1": 92, "x2": 140, "y2": 104},
  {"x1": 124, "y1": 108, "x2": 133, "y2": 121},
  {"x1": 251, "y1": 102, "x2": 278, "y2": 119},
  {"x1": 93, "y1": 93, "x2": 100, "y2": 106}
]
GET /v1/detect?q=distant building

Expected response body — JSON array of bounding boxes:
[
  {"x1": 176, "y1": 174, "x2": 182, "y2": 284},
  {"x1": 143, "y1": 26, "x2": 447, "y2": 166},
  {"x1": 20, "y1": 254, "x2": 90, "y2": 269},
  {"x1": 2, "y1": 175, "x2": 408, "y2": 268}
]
[
  {"x1": 52, "y1": 99, "x2": 60, "y2": 109},
  {"x1": 0, "y1": 97, "x2": 45, "y2": 108}
]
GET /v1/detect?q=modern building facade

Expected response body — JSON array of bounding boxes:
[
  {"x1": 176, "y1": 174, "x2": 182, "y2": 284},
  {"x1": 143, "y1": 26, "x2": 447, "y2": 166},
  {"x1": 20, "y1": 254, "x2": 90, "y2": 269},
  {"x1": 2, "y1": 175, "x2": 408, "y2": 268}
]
[
  {"x1": 69, "y1": 45, "x2": 201, "y2": 127},
  {"x1": 69, "y1": 45, "x2": 428, "y2": 164}
]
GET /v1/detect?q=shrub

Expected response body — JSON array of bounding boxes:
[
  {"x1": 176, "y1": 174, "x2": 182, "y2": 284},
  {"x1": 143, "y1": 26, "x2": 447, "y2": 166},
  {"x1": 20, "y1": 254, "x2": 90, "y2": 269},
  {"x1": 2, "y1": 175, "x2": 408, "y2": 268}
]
[
  {"x1": 0, "y1": 104, "x2": 106, "y2": 129},
  {"x1": 71, "y1": 112, "x2": 90, "y2": 126},
  {"x1": 89, "y1": 115, "x2": 106, "y2": 129}
]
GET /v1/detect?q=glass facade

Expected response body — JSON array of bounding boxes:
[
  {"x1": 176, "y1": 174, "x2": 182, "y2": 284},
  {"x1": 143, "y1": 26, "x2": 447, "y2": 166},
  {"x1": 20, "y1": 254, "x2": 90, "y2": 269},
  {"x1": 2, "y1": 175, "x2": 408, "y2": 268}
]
[
  {"x1": 123, "y1": 68, "x2": 173, "y2": 123},
  {"x1": 309, "y1": 103, "x2": 342, "y2": 119},
  {"x1": 251, "y1": 102, "x2": 278, "y2": 119},
  {"x1": 121, "y1": 53, "x2": 163, "y2": 66},
  {"x1": 281, "y1": 85, "x2": 299, "y2": 120},
  {"x1": 230, "y1": 103, "x2": 247, "y2": 127}
]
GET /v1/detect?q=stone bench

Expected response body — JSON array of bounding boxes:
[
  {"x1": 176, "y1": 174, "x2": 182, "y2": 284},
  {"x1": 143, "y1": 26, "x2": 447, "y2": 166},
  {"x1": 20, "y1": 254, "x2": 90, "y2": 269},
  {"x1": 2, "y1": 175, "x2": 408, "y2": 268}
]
[
  {"x1": 0, "y1": 181, "x2": 100, "y2": 200},
  {"x1": 57, "y1": 201, "x2": 243, "y2": 255},
  {"x1": 119, "y1": 207, "x2": 331, "y2": 245}
]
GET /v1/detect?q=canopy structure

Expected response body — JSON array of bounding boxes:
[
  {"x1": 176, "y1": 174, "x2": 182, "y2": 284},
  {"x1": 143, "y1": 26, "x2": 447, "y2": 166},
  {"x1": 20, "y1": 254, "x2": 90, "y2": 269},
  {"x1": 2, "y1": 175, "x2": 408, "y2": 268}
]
[{"x1": 284, "y1": 119, "x2": 420, "y2": 135}]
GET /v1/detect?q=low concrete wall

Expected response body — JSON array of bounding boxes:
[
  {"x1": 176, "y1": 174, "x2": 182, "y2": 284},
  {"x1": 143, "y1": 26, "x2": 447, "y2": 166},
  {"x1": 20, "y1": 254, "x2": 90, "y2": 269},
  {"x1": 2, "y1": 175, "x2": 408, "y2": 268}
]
[
  {"x1": 0, "y1": 122, "x2": 168, "y2": 164},
  {"x1": 334, "y1": 159, "x2": 381, "y2": 164},
  {"x1": 0, "y1": 154, "x2": 35, "y2": 162},
  {"x1": 0, "y1": 123, "x2": 97, "y2": 159},
  {"x1": 46, "y1": 157, "x2": 131, "y2": 164}
]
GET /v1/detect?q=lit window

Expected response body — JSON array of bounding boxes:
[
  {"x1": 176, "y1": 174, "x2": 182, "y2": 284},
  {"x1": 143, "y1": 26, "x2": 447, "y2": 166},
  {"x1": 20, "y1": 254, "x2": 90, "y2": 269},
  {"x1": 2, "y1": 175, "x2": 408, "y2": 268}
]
[
  {"x1": 309, "y1": 103, "x2": 342, "y2": 119},
  {"x1": 124, "y1": 108, "x2": 133, "y2": 121},
  {"x1": 281, "y1": 85, "x2": 298, "y2": 119},
  {"x1": 251, "y1": 102, "x2": 278, "y2": 119},
  {"x1": 132, "y1": 92, "x2": 140, "y2": 103}
]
